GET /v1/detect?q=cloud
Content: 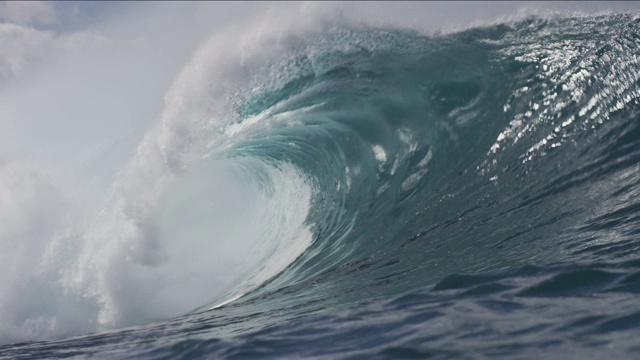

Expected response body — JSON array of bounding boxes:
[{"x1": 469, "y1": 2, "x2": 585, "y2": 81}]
[
  {"x1": 0, "y1": 23, "x2": 106, "y2": 83},
  {"x1": 0, "y1": 1, "x2": 57, "y2": 26},
  {"x1": 0, "y1": 23, "x2": 54, "y2": 80}
]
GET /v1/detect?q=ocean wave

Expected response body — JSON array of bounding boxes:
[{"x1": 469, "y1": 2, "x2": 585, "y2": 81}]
[{"x1": 2, "y1": 12, "x2": 640, "y2": 358}]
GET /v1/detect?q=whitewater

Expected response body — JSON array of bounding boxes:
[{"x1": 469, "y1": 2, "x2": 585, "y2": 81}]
[{"x1": 2, "y1": 3, "x2": 640, "y2": 359}]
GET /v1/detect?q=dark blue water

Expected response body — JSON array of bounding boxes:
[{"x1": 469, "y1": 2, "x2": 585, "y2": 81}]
[{"x1": 3, "y1": 13, "x2": 640, "y2": 359}]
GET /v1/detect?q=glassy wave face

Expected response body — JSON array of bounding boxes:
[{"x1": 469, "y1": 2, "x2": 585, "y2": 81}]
[{"x1": 3, "y1": 13, "x2": 640, "y2": 359}]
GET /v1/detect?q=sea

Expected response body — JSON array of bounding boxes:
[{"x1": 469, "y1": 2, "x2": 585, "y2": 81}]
[{"x1": 2, "y1": 10, "x2": 640, "y2": 360}]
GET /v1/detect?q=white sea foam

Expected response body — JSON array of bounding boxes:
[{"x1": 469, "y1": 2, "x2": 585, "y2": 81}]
[
  {"x1": 63, "y1": 11, "x2": 324, "y2": 331},
  {"x1": 0, "y1": 4, "x2": 325, "y2": 344}
]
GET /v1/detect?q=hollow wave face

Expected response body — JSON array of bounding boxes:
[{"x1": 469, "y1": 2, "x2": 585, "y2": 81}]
[{"x1": 3, "y1": 10, "x2": 640, "y2": 358}]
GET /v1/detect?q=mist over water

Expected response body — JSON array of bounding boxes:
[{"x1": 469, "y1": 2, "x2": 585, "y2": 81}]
[{"x1": 2, "y1": 2, "x2": 640, "y2": 359}]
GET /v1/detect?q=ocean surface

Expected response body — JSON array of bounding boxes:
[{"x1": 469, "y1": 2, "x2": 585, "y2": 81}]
[{"x1": 2, "y1": 12, "x2": 640, "y2": 359}]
